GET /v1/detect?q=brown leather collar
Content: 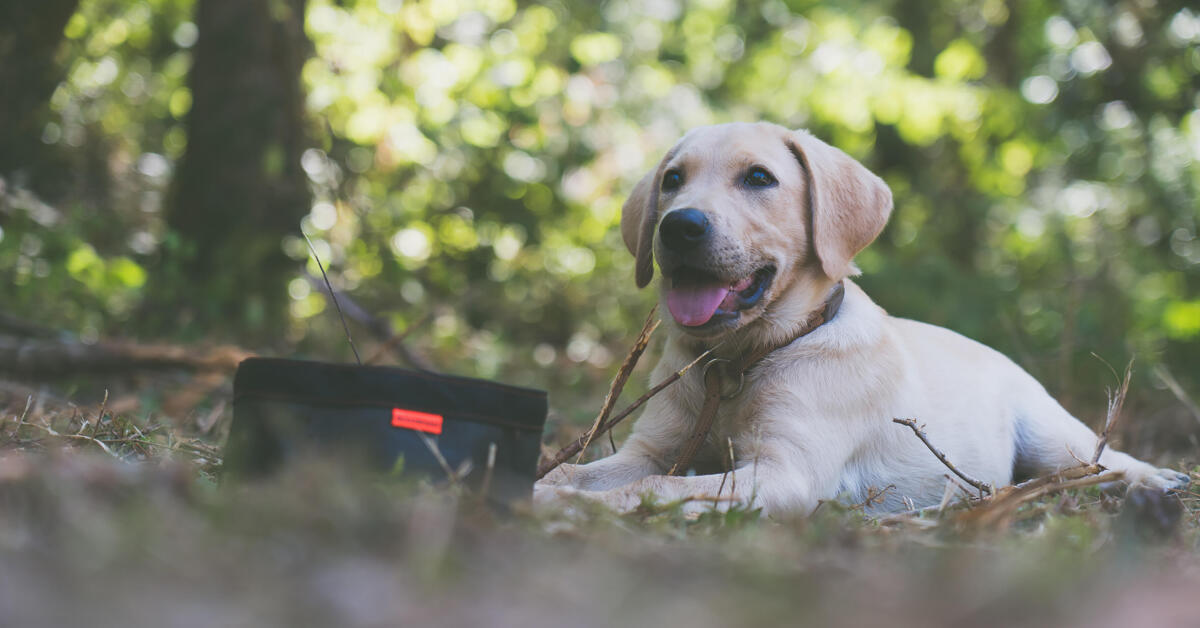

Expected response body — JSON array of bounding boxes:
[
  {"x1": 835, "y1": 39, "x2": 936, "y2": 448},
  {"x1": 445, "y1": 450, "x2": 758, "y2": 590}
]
[{"x1": 667, "y1": 280, "x2": 846, "y2": 476}]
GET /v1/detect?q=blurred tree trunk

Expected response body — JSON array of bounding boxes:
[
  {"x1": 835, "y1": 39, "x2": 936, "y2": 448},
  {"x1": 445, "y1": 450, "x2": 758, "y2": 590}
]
[
  {"x1": 154, "y1": 0, "x2": 310, "y2": 340},
  {"x1": 0, "y1": 0, "x2": 80, "y2": 185}
]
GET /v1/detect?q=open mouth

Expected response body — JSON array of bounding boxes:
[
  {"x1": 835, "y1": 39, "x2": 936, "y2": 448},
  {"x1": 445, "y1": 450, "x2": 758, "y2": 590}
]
[{"x1": 664, "y1": 266, "x2": 776, "y2": 328}]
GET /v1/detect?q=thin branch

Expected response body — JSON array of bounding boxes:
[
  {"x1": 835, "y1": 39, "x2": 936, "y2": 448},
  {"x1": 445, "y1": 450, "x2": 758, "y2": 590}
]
[
  {"x1": 3, "y1": 395, "x2": 35, "y2": 444},
  {"x1": 303, "y1": 230, "x2": 361, "y2": 365},
  {"x1": 22, "y1": 419, "x2": 120, "y2": 459},
  {"x1": 480, "y1": 442, "x2": 497, "y2": 497},
  {"x1": 306, "y1": 272, "x2": 434, "y2": 371},
  {"x1": 1154, "y1": 364, "x2": 1200, "y2": 427},
  {"x1": 1091, "y1": 358, "x2": 1133, "y2": 465},
  {"x1": 536, "y1": 345, "x2": 718, "y2": 480},
  {"x1": 851, "y1": 484, "x2": 897, "y2": 512},
  {"x1": 715, "y1": 466, "x2": 730, "y2": 511},
  {"x1": 574, "y1": 307, "x2": 659, "y2": 465},
  {"x1": 960, "y1": 466, "x2": 1121, "y2": 529},
  {"x1": 419, "y1": 433, "x2": 459, "y2": 484},
  {"x1": 937, "y1": 475, "x2": 963, "y2": 513},
  {"x1": 89, "y1": 389, "x2": 108, "y2": 439},
  {"x1": 723, "y1": 437, "x2": 738, "y2": 511},
  {"x1": 893, "y1": 418, "x2": 994, "y2": 496},
  {"x1": 875, "y1": 504, "x2": 948, "y2": 526}
]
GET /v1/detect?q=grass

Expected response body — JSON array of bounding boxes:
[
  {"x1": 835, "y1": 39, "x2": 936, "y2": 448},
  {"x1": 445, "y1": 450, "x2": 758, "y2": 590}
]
[{"x1": 1, "y1": 386, "x2": 1198, "y2": 628}]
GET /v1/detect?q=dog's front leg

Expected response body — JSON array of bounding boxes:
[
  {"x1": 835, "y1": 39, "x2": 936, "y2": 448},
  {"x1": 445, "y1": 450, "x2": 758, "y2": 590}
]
[
  {"x1": 536, "y1": 388, "x2": 696, "y2": 492},
  {"x1": 539, "y1": 456, "x2": 822, "y2": 518},
  {"x1": 533, "y1": 440, "x2": 665, "y2": 512},
  {"x1": 537, "y1": 438, "x2": 665, "y2": 491}
]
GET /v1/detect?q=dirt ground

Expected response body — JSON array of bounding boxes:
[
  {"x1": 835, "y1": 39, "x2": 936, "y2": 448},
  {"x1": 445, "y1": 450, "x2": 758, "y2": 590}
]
[{"x1": 1, "y1": 389, "x2": 1197, "y2": 628}]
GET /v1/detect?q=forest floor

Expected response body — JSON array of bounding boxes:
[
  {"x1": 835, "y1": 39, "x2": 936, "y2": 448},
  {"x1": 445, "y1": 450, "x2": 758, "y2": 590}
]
[{"x1": 1, "y1": 378, "x2": 1199, "y2": 628}]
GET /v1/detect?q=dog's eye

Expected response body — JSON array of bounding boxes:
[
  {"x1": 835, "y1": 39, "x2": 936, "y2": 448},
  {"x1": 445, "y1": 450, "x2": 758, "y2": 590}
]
[
  {"x1": 661, "y1": 169, "x2": 684, "y2": 192},
  {"x1": 743, "y1": 167, "x2": 777, "y2": 188}
]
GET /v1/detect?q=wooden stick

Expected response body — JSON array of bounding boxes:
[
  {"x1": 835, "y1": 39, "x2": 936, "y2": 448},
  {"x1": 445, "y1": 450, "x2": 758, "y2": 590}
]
[
  {"x1": 960, "y1": 466, "x2": 1121, "y2": 529},
  {"x1": 1092, "y1": 358, "x2": 1133, "y2": 465},
  {"x1": 574, "y1": 307, "x2": 659, "y2": 465},
  {"x1": 536, "y1": 345, "x2": 717, "y2": 480},
  {"x1": 893, "y1": 418, "x2": 994, "y2": 496},
  {"x1": 88, "y1": 389, "x2": 108, "y2": 438},
  {"x1": 1007, "y1": 463, "x2": 1105, "y2": 492}
]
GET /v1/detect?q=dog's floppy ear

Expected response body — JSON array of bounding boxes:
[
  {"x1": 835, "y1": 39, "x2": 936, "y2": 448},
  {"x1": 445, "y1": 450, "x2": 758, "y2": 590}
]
[
  {"x1": 620, "y1": 164, "x2": 665, "y2": 289},
  {"x1": 787, "y1": 130, "x2": 893, "y2": 280}
]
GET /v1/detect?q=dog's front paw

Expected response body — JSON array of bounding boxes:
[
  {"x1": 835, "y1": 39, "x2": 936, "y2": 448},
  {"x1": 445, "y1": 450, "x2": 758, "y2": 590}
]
[
  {"x1": 533, "y1": 482, "x2": 646, "y2": 514},
  {"x1": 1125, "y1": 466, "x2": 1191, "y2": 492},
  {"x1": 536, "y1": 463, "x2": 580, "y2": 487}
]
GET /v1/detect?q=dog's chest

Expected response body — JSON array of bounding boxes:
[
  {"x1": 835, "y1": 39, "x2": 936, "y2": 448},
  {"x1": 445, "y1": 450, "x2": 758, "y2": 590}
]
[
  {"x1": 703, "y1": 378, "x2": 773, "y2": 457},
  {"x1": 659, "y1": 345, "x2": 822, "y2": 464}
]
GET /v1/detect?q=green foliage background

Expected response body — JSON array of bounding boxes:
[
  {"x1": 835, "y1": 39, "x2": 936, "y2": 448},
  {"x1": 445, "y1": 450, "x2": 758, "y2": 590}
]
[{"x1": 2, "y1": 0, "x2": 1198, "y2": 434}]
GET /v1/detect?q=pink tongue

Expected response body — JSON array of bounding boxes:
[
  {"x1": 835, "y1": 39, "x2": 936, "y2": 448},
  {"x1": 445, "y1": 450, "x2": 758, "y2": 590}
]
[{"x1": 666, "y1": 282, "x2": 730, "y2": 327}]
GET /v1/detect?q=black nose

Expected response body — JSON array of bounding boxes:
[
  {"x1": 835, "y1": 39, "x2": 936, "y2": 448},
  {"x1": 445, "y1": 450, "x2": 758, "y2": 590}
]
[{"x1": 659, "y1": 209, "x2": 710, "y2": 252}]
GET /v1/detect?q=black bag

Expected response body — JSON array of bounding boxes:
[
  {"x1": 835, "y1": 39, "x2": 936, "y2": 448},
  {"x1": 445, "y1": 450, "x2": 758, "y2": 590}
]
[{"x1": 225, "y1": 357, "x2": 548, "y2": 502}]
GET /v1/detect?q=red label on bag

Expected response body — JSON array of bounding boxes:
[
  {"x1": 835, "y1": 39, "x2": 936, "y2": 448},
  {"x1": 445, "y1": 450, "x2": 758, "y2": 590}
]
[{"x1": 391, "y1": 408, "x2": 443, "y2": 434}]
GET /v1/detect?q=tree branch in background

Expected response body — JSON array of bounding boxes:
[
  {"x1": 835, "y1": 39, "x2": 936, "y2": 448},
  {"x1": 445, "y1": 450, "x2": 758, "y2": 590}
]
[
  {"x1": 0, "y1": 335, "x2": 252, "y2": 377},
  {"x1": 306, "y1": 273, "x2": 435, "y2": 371},
  {"x1": 1154, "y1": 364, "x2": 1200, "y2": 427}
]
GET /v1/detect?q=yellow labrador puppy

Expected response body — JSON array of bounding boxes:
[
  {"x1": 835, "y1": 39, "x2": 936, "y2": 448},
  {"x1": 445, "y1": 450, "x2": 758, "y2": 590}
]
[{"x1": 537, "y1": 122, "x2": 1188, "y2": 515}]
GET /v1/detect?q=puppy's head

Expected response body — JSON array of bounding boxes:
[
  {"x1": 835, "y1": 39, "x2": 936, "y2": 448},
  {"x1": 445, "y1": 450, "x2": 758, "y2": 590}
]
[{"x1": 621, "y1": 122, "x2": 892, "y2": 338}]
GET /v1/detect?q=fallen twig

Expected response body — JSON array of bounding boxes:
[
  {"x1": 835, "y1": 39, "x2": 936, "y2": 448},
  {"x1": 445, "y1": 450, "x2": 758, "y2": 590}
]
[
  {"x1": 1092, "y1": 358, "x2": 1133, "y2": 465},
  {"x1": 419, "y1": 433, "x2": 465, "y2": 484},
  {"x1": 885, "y1": 365, "x2": 1156, "y2": 531},
  {"x1": 957, "y1": 465, "x2": 1122, "y2": 529},
  {"x1": 21, "y1": 418, "x2": 120, "y2": 458},
  {"x1": 574, "y1": 307, "x2": 659, "y2": 465},
  {"x1": 536, "y1": 345, "x2": 718, "y2": 480},
  {"x1": 0, "y1": 335, "x2": 252, "y2": 376},
  {"x1": 480, "y1": 442, "x2": 497, "y2": 497},
  {"x1": 89, "y1": 389, "x2": 108, "y2": 439},
  {"x1": 851, "y1": 484, "x2": 897, "y2": 512},
  {"x1": 874, "y1": 496, "x2": 968, "y2": 525},
  {"x1": 893, "y1": 418, "x2": 994, "y2": 496},
  {"x1": 8, "y1": 410, "x2": 221, "y2": 464},
  {"x1": 936, "y1": 475, "x2": 961, "y2": 513}
]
